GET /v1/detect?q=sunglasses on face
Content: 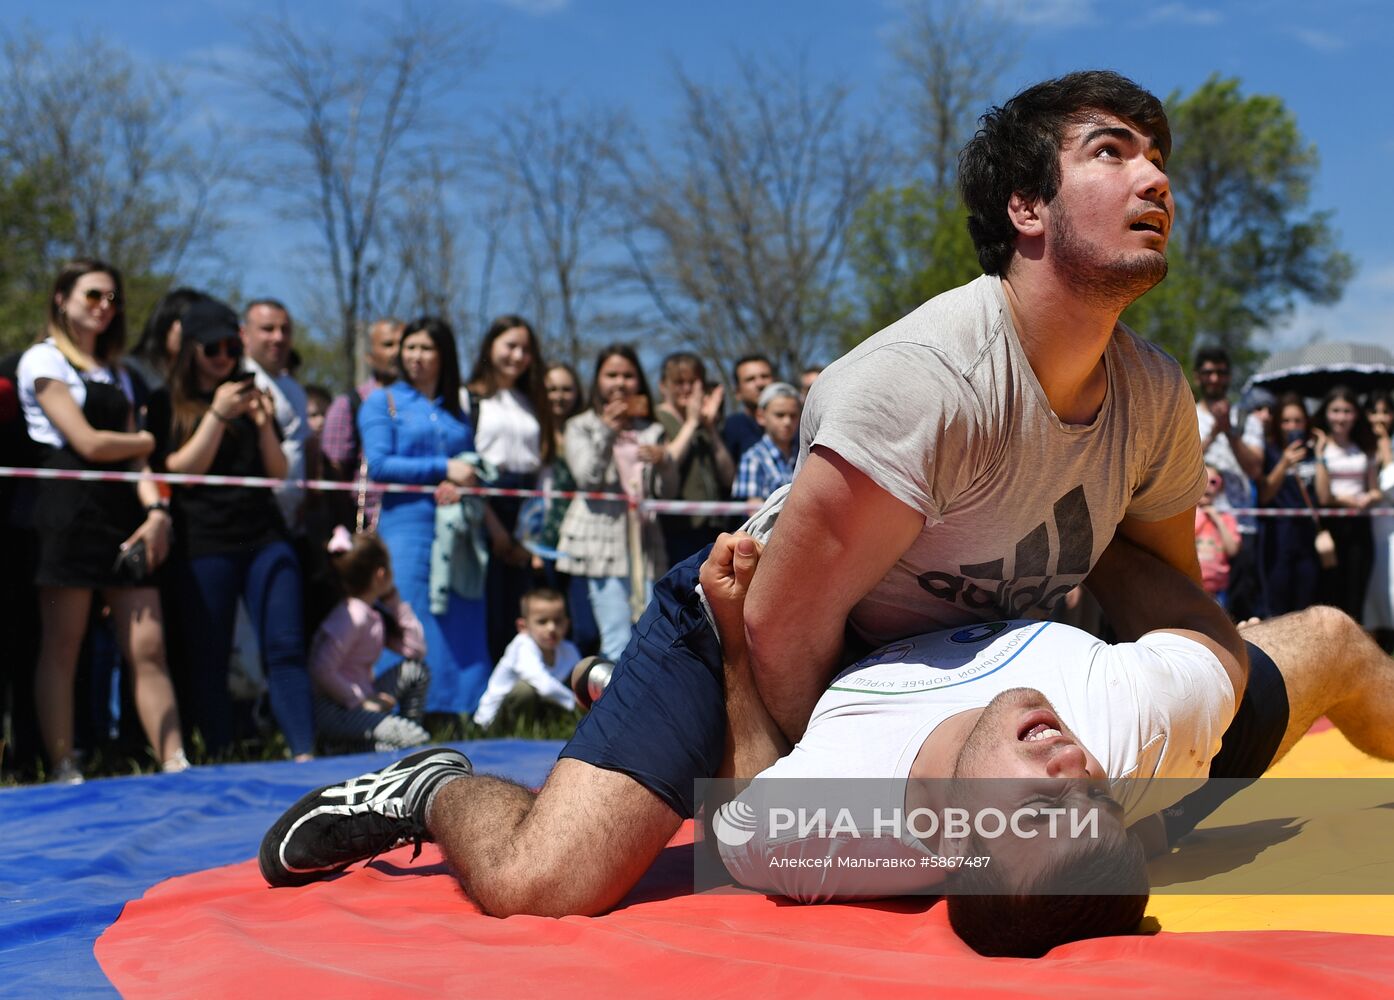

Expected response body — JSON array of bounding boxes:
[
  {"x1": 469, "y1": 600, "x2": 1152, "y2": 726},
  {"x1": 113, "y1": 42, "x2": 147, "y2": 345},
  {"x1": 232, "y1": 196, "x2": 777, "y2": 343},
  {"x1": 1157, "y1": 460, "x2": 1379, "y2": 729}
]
[
  {"x1": 200, "y1": 338, "x2": 243, "y2": 359},
  {"x1": 1196, "y1": 367, "x2": 1229, "y2": 378},
  {"x1": 82, "y1": 289, "x2": 120, "y2": 306}
]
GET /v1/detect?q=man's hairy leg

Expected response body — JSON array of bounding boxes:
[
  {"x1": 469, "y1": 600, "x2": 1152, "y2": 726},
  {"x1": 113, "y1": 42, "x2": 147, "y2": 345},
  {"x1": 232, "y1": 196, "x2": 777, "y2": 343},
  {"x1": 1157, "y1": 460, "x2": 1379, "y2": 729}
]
[
  {"x1": 427, "y1": 759, "x2": 681, "y2": 918},
  {"x1": 1244, "y1": 606, "x2": 1394, "y2": 766}
]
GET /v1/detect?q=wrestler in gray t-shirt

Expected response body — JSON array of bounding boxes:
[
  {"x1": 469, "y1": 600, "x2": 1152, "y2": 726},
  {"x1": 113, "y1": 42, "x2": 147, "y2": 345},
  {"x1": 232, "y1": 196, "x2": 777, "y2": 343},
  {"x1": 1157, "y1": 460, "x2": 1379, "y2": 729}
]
[{"x1": 742, "y1": 275, "x2": 1205, "y2": 646}]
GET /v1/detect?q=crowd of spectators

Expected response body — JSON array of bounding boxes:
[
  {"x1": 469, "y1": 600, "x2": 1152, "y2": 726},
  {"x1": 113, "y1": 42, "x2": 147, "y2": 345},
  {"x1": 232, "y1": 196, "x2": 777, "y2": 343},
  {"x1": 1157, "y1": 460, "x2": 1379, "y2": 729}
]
[
  {"x1": 0, "y1": 259, "x2": 816, "y2": 782},
  {"x1": 1189, "y1": 346, "x2": 1394, "y2": 647},
  {"x1": 3, "y1": 260, "x2": 1388, "y2": 784}
]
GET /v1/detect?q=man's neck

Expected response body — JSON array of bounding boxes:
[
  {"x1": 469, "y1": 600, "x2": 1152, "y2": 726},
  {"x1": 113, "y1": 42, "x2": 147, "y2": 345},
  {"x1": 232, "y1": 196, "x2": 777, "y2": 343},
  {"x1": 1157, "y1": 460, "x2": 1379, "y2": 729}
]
[
  {"x1": 1000, "y1": 269, "x2": 1119, "y2": 426},
  {"x1": 907, "y1": 708, "x2": 982, "y2": 783},
  {"x1": 903, "y1": 708, "x2": 982, "y2": 856}
]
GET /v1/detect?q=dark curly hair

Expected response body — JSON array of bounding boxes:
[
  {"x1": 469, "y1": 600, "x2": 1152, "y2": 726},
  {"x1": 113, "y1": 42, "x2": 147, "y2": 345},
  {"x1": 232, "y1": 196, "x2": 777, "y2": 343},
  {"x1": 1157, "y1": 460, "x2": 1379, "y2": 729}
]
[{"x1": 959, "y1": 70, "x2": 1171, "y2": 276}]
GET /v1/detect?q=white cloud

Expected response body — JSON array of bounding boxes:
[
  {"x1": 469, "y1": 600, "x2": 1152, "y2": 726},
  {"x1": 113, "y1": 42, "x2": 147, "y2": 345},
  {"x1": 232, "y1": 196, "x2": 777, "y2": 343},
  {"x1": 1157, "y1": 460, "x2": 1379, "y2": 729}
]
[
  {"x1": 1287, "y1": 26, "x2": 1346, "y2": 52},
  {"x1": 1146, "y1": 3, "x2": 1222, "y2": 26},
  {"x1": 1366, "y1": 262, "x2": 1394, "y2": 292},
  {"x1": 1273, "y1": 260, "x2": 1394, "y2": 351}
]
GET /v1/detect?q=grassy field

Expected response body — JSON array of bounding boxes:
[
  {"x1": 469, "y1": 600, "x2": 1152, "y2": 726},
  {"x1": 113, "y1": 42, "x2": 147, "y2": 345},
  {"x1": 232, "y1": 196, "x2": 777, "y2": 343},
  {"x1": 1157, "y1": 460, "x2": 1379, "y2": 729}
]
[{"x1": 2, "y1": 709, "x2": 580, "y2": 786}]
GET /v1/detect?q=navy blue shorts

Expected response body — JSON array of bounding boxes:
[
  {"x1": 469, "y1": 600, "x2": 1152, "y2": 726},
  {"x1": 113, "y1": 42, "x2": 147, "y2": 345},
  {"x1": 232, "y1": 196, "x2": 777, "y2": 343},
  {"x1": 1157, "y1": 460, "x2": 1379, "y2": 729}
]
[
  {"x1": 1162, "y1": 639, "x2": 1290, "y2": 844},
  {"x1": 558, "y1": 546, "x2": 724, "y2": 819}
]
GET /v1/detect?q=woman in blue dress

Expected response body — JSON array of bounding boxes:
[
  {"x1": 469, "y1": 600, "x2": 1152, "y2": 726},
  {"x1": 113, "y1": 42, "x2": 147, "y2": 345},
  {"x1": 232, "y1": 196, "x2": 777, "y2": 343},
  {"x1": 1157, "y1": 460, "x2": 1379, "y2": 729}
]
[{"x1": 358, "y1": 317, "x2": 491, "y2": 716}]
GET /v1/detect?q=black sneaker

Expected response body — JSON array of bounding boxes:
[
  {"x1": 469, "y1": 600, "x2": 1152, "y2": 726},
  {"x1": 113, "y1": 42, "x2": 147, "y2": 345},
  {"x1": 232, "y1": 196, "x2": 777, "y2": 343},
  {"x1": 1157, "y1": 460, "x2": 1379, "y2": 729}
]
[{"x1": 259, "y1": 747, "x2": 473, "y2": 887}]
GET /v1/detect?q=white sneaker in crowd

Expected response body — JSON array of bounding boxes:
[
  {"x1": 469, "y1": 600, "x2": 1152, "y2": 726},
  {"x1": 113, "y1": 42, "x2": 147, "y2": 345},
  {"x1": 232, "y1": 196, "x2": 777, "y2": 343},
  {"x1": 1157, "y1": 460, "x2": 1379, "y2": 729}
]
[{"x1": 51, "y1": 757, "x2": 85, "y2": 785}]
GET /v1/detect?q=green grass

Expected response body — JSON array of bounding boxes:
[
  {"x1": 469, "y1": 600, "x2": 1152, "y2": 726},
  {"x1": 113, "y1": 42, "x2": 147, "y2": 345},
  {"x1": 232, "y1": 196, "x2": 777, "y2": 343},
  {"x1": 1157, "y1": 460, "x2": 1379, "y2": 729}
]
[{"x1": 1, "y1": 710, "x2": 581, "y2": 787}]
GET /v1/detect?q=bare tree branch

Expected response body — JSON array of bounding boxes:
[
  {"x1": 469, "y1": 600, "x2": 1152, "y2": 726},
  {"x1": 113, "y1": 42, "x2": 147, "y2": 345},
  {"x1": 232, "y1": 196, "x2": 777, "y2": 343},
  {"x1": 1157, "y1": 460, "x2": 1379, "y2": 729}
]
[
  {"x1": 892, "y1": 0, "x2": 1019, "y2": 195},
  {"x1": 481, "y1": 97, "x2": 631, "y2": 369},
  {"x1": 615, "y1": 51, "x2": 883, "y2": 380},
  {"x1": 0, "y1": 30, "x2": 231, "y2": 299},
  {"x1": 237, "y1": 8, "x2": 486, "y2": 389}
]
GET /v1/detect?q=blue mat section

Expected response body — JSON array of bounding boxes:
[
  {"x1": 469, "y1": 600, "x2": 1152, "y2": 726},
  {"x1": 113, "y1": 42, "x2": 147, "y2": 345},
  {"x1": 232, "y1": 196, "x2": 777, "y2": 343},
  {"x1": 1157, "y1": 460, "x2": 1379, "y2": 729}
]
[{"x1": 0, "y1": 740, "x2": 564, "y2": 997}]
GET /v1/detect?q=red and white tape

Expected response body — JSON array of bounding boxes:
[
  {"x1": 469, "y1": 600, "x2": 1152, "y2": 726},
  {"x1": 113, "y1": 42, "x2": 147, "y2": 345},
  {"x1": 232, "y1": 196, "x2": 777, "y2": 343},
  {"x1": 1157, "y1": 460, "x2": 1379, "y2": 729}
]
[
  {"x1": 0, "y1": 467, "x2": 1385, "y2": 517},
  {"x1": 0, "y1": 466, "x2": 765, "y2": 516}
]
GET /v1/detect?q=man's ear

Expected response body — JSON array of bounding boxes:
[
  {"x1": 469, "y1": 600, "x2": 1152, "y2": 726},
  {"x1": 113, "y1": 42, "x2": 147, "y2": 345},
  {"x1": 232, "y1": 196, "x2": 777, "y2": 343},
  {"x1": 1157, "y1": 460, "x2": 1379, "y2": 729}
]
[{"x1": 1006, "y1": 191, "x2": 1045, "y2": 238}]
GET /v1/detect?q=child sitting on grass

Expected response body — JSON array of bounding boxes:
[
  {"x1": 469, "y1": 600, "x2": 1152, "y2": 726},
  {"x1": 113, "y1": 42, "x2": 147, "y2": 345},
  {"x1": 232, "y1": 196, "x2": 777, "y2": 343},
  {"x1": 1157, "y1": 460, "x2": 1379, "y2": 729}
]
[
  {"x1": 473, "y1": 587, "x2": 581, "y2": 731},
  {"x1": 310, "y1": 526, "x2": 432, "y2": 752}
]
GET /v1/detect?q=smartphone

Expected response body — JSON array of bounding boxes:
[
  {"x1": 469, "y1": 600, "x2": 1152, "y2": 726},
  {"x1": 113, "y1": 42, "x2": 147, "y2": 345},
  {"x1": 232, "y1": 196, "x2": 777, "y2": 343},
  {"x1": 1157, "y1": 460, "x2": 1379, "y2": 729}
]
[
  {"x1": 625, "y1": 395, "x2": 650, "y2": 419},
  {"x1": 232, "y1": 370, "x2": 258, "y2": 385},
  {"x1": 111, "y1": 539, "x2": 150, "y2": 582},
  {"x1": 1285, "y1": 428, "x2": 1312, "y2": 457}
]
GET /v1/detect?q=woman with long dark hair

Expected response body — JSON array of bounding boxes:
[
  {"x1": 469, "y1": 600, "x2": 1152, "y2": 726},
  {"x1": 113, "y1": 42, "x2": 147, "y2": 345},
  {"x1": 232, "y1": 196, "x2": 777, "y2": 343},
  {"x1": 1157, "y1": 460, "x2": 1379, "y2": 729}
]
[
  {"x1": 17, "y1": 259, "x2": 186, "y2": 781},
  {"x1": 555, "y1": 344, "x2": 677, "y2": 662},
  {"x1": 1256, "y1": 392, "x2": 1320, "y2": 616},
  {"x1": 537, "y1": 361, "x2": 598, "y2": 653},
  {"x1": 464, "y1": 315, "x2": 552, "y2": 661},
  {"x1": 1363, "y1": 391, "x2": 1394, "y2": 649},
  {"x1": 359, "y1": 317, "x2": 492, "y2": 715},
  {"x1": 147, "y1": 297, "x2": 315, "y2": 761},
  {"x1": 126, "y1": 287, "x2": 208, "y2": 394},
  {"x1": 1312, "y1": 385, "x2": 1381, "y2": 618}
]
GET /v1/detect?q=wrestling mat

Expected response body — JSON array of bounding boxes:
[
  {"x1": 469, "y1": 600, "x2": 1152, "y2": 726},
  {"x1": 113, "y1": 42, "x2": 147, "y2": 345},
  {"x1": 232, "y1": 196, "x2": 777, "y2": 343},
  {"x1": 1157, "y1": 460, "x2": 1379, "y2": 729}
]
[{"x1": 4, "y1": 727, "x2": 1392, "y2": 998}]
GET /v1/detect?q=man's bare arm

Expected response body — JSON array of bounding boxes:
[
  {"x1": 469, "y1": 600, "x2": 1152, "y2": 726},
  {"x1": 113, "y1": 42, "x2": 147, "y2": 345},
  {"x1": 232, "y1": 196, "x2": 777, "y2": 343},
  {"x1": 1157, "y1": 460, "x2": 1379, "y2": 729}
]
[
  {"x1": 744, "y1": 447, "x2": 923, "y2": 742},
  {"x1": 1085, "y1": 534, "x2": 1248, "y2": 701},
  {"x1": 1116, "y1": 508, "x2": 1205, "y2": 587},
  {"x1": 699, "y1": 533, "x2": 790, "y2": 780},
  {"x1": 1114, "y1": 506, "x2": 1249, "y2": 683}
]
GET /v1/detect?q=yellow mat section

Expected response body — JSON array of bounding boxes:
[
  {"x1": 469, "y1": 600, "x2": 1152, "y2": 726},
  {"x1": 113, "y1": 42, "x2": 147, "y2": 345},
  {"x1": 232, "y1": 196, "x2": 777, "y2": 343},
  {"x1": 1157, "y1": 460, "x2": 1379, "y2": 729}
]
[{"x1": 1145, "y1": 727, "x2": 1394, "y2": 935}]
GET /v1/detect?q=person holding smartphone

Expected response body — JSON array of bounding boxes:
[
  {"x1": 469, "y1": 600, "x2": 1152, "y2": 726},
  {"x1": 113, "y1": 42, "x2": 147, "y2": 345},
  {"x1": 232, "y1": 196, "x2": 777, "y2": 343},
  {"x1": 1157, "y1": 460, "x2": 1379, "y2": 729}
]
[
  {"x1": 555, "y1": 344, "x2": 678, "y2": 662},
  {"x1": 146, "y1": 298, "x2": 316, "y2": 762},
  {"x1": 1256, "y1": 393, "x2": 1321, "y2": 616},
  {"x1": 17, "y1": 259, "x2": 187, "y2": 782}
]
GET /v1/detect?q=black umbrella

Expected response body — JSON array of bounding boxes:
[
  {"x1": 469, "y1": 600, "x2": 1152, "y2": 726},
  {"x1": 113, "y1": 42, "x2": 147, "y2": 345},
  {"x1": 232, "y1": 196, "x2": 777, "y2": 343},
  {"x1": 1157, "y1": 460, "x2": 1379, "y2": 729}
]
[{"x1": 1242, "y1": 341, "x2": 1394, "y2": 400}]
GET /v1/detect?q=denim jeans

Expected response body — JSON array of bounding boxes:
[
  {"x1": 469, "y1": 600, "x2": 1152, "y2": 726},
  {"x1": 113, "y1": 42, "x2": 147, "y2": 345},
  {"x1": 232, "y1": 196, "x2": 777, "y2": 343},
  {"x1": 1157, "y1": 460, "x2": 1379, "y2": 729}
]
[
  {"x1": 586, "y1": 575, "x2": 654, "y2": 663},
  {"x1": 586, "y1": 576, "x2": 632, "y2": 663},
  {"x1": 174, "y1": 540, "x2": 314, "y2": 756}
]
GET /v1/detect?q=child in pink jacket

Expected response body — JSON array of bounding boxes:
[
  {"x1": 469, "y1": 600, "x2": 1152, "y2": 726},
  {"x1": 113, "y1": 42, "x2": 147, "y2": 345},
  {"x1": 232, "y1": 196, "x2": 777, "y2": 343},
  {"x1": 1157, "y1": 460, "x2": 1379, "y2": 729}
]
[{"x1": 310, "y1": 527, "x2": 432, "y2": 752}]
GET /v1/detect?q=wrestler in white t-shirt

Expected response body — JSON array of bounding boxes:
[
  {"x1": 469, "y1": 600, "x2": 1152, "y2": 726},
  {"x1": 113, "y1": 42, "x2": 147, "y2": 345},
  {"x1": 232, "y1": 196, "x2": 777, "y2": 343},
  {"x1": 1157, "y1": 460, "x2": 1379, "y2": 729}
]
[{"x1": 718, "y1": 618, "x2": 1234, "y2": 902}]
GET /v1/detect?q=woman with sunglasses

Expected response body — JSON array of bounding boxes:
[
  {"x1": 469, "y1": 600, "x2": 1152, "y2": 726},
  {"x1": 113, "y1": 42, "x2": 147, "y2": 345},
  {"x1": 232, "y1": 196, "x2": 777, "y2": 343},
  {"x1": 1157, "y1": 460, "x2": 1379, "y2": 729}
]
[
  {"x1": 16, "y1": 259, "x2": 187, "y2": 783},
  {"x1": 145, "y1": 298, "x2": 316, "y2": 761}
]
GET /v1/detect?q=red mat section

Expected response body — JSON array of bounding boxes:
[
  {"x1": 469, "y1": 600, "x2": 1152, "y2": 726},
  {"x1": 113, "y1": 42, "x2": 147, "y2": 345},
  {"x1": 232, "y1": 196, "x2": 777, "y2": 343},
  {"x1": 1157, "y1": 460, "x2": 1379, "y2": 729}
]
[{"x1": 97, "y1": 821, "x2": 1394, "y2": 998}]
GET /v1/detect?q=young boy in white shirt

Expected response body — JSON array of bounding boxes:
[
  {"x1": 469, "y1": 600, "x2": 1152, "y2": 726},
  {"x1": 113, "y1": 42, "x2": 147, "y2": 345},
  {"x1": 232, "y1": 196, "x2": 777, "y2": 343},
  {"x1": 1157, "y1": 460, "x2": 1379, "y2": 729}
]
[{"x1": 473, "y1": 588, "x2": 582, "y2": 730}]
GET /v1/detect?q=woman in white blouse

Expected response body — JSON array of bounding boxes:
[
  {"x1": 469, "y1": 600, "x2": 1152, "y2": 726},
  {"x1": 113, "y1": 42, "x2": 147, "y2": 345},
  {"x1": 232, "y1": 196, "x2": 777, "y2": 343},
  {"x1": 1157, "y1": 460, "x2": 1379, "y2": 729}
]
[
  {"x1": 1312, "y1": 385, "x2": 1381, "y2": 619},
  {"x1": 465, "y1": 315, "x2": 554, "y2": 661},
  {"x1": 17, "y1": 259, "x2": 186, "y2": 782}
]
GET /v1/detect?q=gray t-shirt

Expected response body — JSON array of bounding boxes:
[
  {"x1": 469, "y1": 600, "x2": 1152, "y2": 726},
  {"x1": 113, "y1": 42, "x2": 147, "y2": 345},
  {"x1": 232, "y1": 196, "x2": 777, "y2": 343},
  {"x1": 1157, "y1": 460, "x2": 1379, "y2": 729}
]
[{"x1": 741, "y1": 275, "x2": 1204, "y2": 646}]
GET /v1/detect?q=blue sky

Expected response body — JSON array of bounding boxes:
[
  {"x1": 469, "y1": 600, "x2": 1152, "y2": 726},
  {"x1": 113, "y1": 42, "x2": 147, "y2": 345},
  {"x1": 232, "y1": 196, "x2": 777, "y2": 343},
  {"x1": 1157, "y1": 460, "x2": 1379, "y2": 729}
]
[{"x1": 11, "y1": 0, "x2": 1392, "y2": 353}]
